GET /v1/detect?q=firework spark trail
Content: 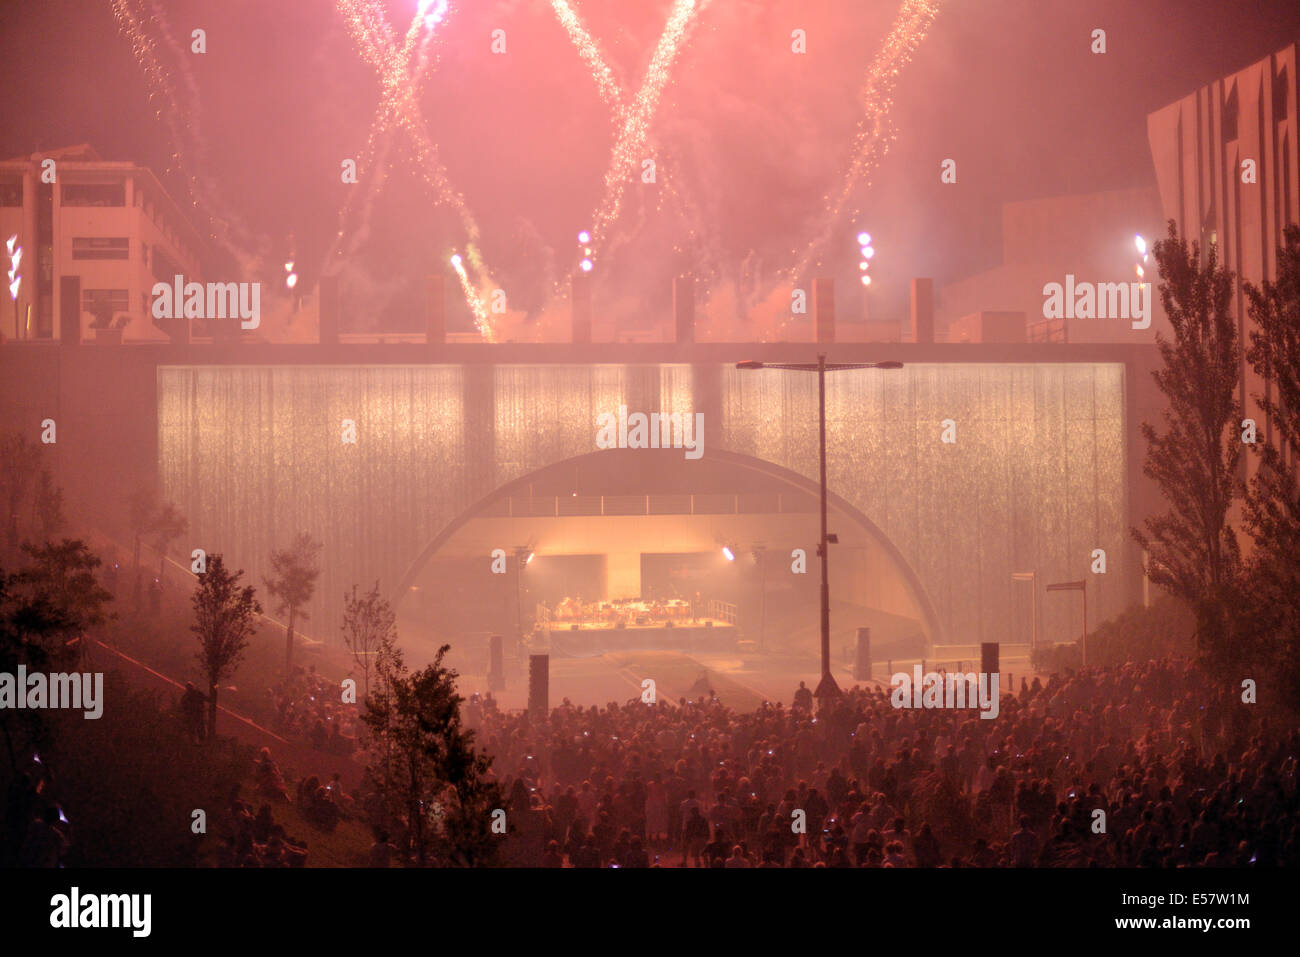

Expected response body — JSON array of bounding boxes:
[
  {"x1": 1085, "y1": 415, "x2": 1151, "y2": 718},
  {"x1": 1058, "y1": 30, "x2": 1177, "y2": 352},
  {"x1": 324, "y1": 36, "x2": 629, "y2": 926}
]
[
  {"x1": 590, "y1": 0, "x2": 703, "y2": 252},
  {"x1": 330, "y1": 0, "x2": 494, "y2": 330},
  {"x1": 451, "y1": 256, "x2": 492, "y2": 340},
  {"x1": 325, "y1": 0, "x2": 436, "y2": 267},
  {"x1": 791, "y1": 0, "x2": 942, "y2": 281},
  {"x1": 144, "y1": 0, "x2": 262, "y2": 267},
  {"x1": 550, "y1": 0, "x2": 627, "y2": 115},
  {"x1": 109, "y1": 2, "x2": 207, "y2": 229},
  {"x1": 549, "y1": 0, "x2": 719, "y2": 293}
]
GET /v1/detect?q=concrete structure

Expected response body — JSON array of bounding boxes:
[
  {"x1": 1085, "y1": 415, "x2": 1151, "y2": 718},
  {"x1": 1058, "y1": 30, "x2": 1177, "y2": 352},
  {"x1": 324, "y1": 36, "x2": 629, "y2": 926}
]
[
  {"x1": 0, "y1": 339, "x2": 1164, "y2": 657},
  {"x1": 0, "y1": 145, "x2": 204, "y2": 343},
  {"x1": 937, "y1": 188, "x2": 1167, "y2": 344},
  {"x1": 1147, "y1": 41, "x2": 1300, "y2": 468},
  {"x1": 948, "y1": 311, "x2": 1027, "y2": 345}
]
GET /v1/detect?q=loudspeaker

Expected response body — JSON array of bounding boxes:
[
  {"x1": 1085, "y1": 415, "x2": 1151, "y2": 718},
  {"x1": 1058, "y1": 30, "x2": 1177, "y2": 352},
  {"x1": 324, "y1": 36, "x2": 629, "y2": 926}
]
[
  {"x1": 488, "y1": 634, "x2": 504, "y2": 691},
  {"x1": 854, "y1": 627, "x2": 872, "y2": 681},
  {"x1": 528, "y1": 654, "x2": 549, "y2": 716},
  {"x1": 980, "y1": 641, "x2": 999, "y2": 676}
]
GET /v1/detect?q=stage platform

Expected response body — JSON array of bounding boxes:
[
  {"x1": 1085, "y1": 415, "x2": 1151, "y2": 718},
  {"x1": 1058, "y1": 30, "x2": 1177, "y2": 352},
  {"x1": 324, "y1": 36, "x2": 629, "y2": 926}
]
[{"x1": 541, "y1": 618, "x2": 738, "y2": 655}]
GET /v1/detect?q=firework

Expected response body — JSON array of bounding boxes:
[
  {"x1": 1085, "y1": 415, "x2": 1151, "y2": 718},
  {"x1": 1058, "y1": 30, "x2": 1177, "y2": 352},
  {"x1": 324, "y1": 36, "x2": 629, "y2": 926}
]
[
  {"x1": 791, "y1": 0, "x2": 942, "y2": 281},
  {"x1": 450, "y1": 253, "x2": 492, "y2": 341},
  {"x1": 589, "y1": 0, "x2": 703, "y2": 251}
]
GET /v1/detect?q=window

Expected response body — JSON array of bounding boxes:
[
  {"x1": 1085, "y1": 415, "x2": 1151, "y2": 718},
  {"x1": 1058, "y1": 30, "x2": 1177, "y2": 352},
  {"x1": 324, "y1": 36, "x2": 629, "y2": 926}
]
[
  {"x1": 82, "y1": 289, "x2": 130, "y2": 328},
  {"x1": 72, "y1": 237, "x2": 129, "y2": 260},
  {"x1": 0, "y1": 179, "x2": 20, "y2": 206},
  {"x1": 61, "y1": 182, "x2": 126, "y2": 206}
]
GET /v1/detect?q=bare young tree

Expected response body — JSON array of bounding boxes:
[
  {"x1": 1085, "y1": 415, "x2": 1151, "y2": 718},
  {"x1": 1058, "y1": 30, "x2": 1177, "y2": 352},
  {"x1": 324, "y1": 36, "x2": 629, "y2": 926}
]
[
  {"x1": 341, "y1": 581, "x2": 396, "y2": 705},
  {"x1": 264, "y1": 532, "x2": 323, "y2": 672},
  {"x1": 191, "y1": 554, "x2": 261, "y2": 741}
]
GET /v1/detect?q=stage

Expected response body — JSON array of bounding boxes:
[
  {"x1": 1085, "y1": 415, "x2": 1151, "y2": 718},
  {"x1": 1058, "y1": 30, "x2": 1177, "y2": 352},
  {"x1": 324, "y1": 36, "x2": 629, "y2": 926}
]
[{"x1": 539, "y1": 618, "x2": 739, "y2": 656}]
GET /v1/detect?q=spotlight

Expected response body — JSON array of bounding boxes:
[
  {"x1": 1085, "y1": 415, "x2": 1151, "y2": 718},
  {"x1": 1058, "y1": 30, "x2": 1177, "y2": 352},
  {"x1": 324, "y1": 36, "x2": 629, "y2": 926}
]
[
  {"x1": 580, "y1": 259, "x2": 593, "y2": 273},
  {"x1": 857, "y1": 232, "x2": 871, "y2": 246},
  {"x1": 859, "y1": 262, "x2": 868, "y2": 271},
  {"x1": 860, "y1": 275, "x2": 872, "y2": 286},
  {"x1": 450, "y1": 254, "x2": 462, "y2": 267},
  {"x1": 284, "y1": 261, "x2": 294, "y2": 273},
  {"x1": 577, "y1": 230, "x2": 591, "y2": 244},
  {"x1": 286, "y1": 273, "x2": 299, "y2": 289},
  {"x1": 721, "y1": 546, "x2": 735, "y2": 562}
]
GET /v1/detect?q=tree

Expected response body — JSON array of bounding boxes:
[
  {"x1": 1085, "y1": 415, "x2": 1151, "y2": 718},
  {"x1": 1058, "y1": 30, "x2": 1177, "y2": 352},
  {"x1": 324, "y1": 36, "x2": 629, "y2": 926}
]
[
  {"x1": 127, "y1": 485, "x2": 156, "y2": 608},
  {"x1": 264, "y1": 532, "x2": 322, "y2": 672},
  {"x1": 10, "y1": 539, "x2": 113, "y2": 666},
  {"x1": 191, "y1": 554, "x2": 261, "y2": 741},
  {"x1": 1242, "y1": 223, "x2": 1300, "y2": 699},
  {"x1": 1132, "y1": 220, "x2": 1242, "y2": 668},
  {"x1": 0, "y1": 540, "x2": 114, "y2": 771},
  {"x1": 0, "y1": 432, "x2": 41, "y2": 549},
  {"x1": 341, "y1": 581, "x2": 396, "y2": 705},
  {"x1": 33, "y1": 470, "x2": 65, "y2": 540},
  {"x1": 363, "y1": 642, "x2": 502, "y2": 866},
  {"x1": 150, "y1": 502, "x2": 188, "y2": 581}
]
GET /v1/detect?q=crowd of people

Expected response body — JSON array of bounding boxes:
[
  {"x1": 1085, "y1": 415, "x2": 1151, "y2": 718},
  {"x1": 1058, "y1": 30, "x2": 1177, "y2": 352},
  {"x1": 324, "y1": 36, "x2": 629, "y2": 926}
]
[
  {"x1": 220, "y1": 781, "x2": 309, "y2": 867},
  {"x1": 467, "y1": 660, "x2": 1298, "y2": 867},
  {"x1": 265, "y1": 665, "x2": 360, "y2": 757}
]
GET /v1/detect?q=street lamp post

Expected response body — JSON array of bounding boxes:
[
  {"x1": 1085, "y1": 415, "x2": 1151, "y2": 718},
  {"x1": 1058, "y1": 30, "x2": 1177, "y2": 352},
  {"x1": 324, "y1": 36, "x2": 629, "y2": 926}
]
[{"x1": 737, "y1": 354, "x2": 902, "y2": 706}]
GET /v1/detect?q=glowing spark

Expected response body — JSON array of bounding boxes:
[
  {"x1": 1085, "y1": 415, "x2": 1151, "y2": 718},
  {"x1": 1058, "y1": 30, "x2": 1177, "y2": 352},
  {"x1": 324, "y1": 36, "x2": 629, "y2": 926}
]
[
  {"x1": 792, "y1": 0, "x2": 942, "y2": 280},
  {"x1": 589, "y1": 0, "x2": 702, "y2": 250},
  {"x1": 450, "y1": 255, "x2": 492, "y2": 340}
]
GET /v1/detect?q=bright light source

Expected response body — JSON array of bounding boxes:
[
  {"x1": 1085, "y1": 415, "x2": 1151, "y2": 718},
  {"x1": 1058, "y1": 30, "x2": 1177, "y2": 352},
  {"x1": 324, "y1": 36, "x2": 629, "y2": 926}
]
[
  {"x1": 450, "y1": 254, "x2": 462, "y2": 267},
  {"x1": 863, "y1": 247, "x2": 875, "y2": 259},
  {"x1": 583, "y1": 247, "x2": 592, "y2": 256},
  {"x1": 857, "y1": 232, "x2": 871, "y2": 246},
  {"x1": 1135, "y1": 265, "x2": 1144, "y2": 278},
  {"x1": 5, "y1": 235, "x2": 16, "y2": 254},
  {"x1": 577, "y1": 230, "x2": 591, "y2": 244},
  {"x1": 284, "y1": 261, "x2": 294, "y2": 272},
  {"x1": 859, "y1": 262, "x2": 868, "y2": 271},
  {"x1": 860, "y1": 275, "x2": 872, "y2": 286},
  {"x1": 286, "y1": 272, "x2": 299, "y2": 289},
  {"x1": 721, "y1": 546, "x2": 735, "y2": 561},
  {"x1": 580, "y1": 259, "x2": 593, "y2": 272},
  {"x1": 1135, "y1": 234, "x2": 1146, "y2": 256},
  {"x1": 524, "y1": 552, "x2": 534, "y2": 565}
]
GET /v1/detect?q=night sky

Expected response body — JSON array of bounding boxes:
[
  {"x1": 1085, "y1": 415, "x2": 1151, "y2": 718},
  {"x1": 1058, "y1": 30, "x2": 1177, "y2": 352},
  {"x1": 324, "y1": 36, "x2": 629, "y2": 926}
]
[{"x1": 2, "y1": 0, "x2": 1298, "y2": 332}]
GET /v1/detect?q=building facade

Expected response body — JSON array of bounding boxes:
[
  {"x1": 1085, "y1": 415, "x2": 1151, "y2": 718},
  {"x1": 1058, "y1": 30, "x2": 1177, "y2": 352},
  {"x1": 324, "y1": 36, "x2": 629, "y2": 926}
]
[
  {"x1": 0, "y1": 144, "x2": 204, "y2": 343},
  {"x1": 1147, "y1": 42, "x2": 1300, "y2": 466}
]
